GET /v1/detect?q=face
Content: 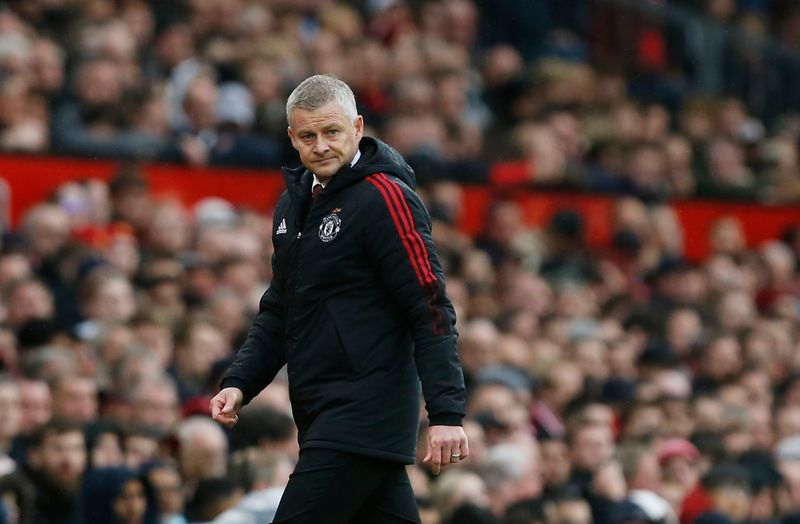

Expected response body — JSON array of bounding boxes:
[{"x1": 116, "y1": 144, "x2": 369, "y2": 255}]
[
  {"x1": 19, "y1": 380, "x2": 52, "y2": 432},
  {"x1": 148, "y1": 466, "x2": 185, "y2": 515},
  {"x1": 180, "y1": 432, "x2": 228, "y2": 481},
  {"x1": 132, "y1": 387, "x2": 178, "y2": 433},
  {"x1": 287, "y1": 101, "x2": 363, "y2": 181},
  {"x1": 87, "y1": 277, "x2": 136, "y2": 322},
  {"x1": 541, "y1": 440, "x2": 571, "y2": 486},
  {"x1": 0, "y1": 383, "x2": 21, "y2": 442},
  {"x1": 53, "y1": 377, "x2": 98, "y2": 423},
  {"x1": 571, "y1": 425, "x2": 615, "y2": 472},
  {"x1": 91, "y1": 432, "x2": 123, "y2": 468},
  {"x1": 125, "y1": 435, "x2": 159, "y2": 469},
  {"x1": 39, "y1": 430, "x2": 87, "y2": 492},
  {"x1": 113, "y1": 479, "x2": 147, "y2": 524},
  {"x1": 133, "y1": 323, "x2": 173, "y2": 368},
  {"x1": 179, "y1": 322, "x2": 228, "y2": 381},
  {"x1": 8, "y1": 281, "x2": 54, "y2": 328},
  {"x1": 26, "y1": 207, "x2": 70, "y2": 259}
]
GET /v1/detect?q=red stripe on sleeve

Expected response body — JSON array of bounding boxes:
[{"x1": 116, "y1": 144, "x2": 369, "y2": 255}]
[
  {"x1": 371, "y1": 174, "x2": 432, "y2": 284},
  {"x1": 366, "y1": 175, "x2": 428, "y2": 287},
  {"x1": 374, "y1": 174, "x2": 437, "y2": 283}
]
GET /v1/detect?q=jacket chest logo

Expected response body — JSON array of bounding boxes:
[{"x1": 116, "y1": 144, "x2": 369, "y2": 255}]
[
  {"x1": 276, "y1": 218, "x2": 287, "y2": 235},
  {"x1": 318, "y1": 210, "x2": 342, "y2": 242}
]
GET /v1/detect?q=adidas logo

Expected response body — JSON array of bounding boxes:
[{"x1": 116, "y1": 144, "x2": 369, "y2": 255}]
[{"x1": 276, "y1": 218, "x2": 287, "y2": 235}]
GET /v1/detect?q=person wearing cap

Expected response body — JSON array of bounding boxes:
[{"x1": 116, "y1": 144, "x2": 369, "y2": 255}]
[{"x1": 210, "y1": 74, "x2": 467, "y2": 523}]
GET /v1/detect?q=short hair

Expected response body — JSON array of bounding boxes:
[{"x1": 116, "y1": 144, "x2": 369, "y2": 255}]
[
  {"x1": 78, "y1": 266, "x2": 129, "y2": 308},
  {"x1": 128, "y1": 373, "x2": 178, "y2": 404},
  {"x1": 228, "y1": 448, "x2": 285, "y2": 491},
  {"x1": 285, "y1": 74, "x2": 357, "y2": 125},
  {"x1": 175, "y1": 416, "x2": 226, "y2": 446},
  {"x1": 30, "y1": 417, "x2": 85, "y2": 448},
  {"x1": 229, "y1": 405, "x2": 294, "y2": 451}
]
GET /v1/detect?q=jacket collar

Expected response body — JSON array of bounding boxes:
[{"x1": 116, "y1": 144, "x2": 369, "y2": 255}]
[{"x1": 280, "y1": 136, "x2": 417, "y2": 212}]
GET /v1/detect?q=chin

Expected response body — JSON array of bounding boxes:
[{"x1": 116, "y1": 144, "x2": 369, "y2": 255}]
[{"x1": 316, "y1": 166, "x2": 342, "y2": 178}]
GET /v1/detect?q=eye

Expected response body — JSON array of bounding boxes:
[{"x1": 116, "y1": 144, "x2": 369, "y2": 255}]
[{"x1": 326, "y1": 129, "x2": 340, "y2": 136}]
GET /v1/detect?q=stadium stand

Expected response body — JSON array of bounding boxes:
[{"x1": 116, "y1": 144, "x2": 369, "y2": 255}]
[{"x1": 0, "y1": 1, "x2": 798, "y2": 523}]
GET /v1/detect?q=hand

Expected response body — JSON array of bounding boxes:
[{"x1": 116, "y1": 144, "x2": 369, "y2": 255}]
[
  {"x1": 209, "y1": 387, "x2": 243, "y2": 428},
  {"x1": 422, "y1": 425, "x2": 469, "y2": 475}
]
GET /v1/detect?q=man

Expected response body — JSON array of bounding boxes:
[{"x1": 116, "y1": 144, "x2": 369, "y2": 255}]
[
  {"x1": 175, "y1": 416, "x2": 229, "y2": 485},
  {"x1": 210, "y1": 74, "x2": 468, "y2": 523},
  {"x1": 18, "y1": 379, "x2": 52, "y2": 434},
  {"x1": 49, "y1": 373, "x2": 98, "y2": 424},
  {"x1": 0, "y1": 376, "x2": 21, "y2": 476},
  {"x1": 25, "y1": 418, "x2": 87, "y2": 524}
]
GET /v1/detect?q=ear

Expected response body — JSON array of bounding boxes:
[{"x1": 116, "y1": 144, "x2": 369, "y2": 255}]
[{"x1": 354, "y1": 115, "x2": 364, "y2": 141}]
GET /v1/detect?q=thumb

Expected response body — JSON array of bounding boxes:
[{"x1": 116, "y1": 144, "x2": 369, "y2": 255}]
[{"x1": 221, "y1": 392, "x2": 237, "y2": 414}]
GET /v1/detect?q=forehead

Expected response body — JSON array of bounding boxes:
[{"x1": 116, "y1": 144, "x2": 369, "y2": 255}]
[
  {"x1": 290, "y1": 101, "x2": 350, "y2": 129},
  {"x1": 44, "y1": 430, "x2": 84, "y2": 446}
]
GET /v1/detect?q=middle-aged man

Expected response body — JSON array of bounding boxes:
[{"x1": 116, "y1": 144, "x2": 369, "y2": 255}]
[{"x1": 210, "y1": 74, "x2": 468, "y2": 523}]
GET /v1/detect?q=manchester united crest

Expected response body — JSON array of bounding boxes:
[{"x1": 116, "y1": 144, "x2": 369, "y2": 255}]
[{"x1": 318, "y1": 211, "x2": 341, "y2": 242}]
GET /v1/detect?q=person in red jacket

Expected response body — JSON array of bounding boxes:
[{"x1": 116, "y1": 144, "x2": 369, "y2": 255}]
[{"x1": 210, "y1": 74, "x2": 468, "y2": 523}]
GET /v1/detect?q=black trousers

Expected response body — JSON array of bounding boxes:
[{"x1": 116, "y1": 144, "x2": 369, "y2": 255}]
[{"x1": 271, "y1": 448, "x2": 421, "y2": 524}]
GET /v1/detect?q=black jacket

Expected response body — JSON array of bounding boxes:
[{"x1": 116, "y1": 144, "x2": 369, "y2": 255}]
[{"x1": 221, "y1": 137, "x2": 466, "y2": 463}]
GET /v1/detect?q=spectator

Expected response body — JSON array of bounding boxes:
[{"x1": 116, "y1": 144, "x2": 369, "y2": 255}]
[
  {"x1": 540, "y1": 436, "x2": 573, "y2": 496},
  {"x1": 172, "y1": 72, "x2": 281, "y2": 168},
  {"x1": 228, "y1": 405, "x2": 298, "y2": 462},
  {"x1": 479, "y1": 442, "x2": 542, "y2": 516},
  {"x1": 183, "y1": 477, "x2": 241, "y2": 523},
  {"x1": 171, "y1": 316, "x2": 229, "y2": 402},
  {"x1": 3, "y1": 277, "x2": 54, "y2": 331},
  {"x1": 86, "y1": 422, "x2": 124, "y2": 469},
  {"x1": 142, "y1": 461, "x2": 186, "y2": 524},
  {"x1": 17, "y1": 379, "x2": 52, "y2": 434},
  {"x1": 82, "y1": 466, "x2": 153, "y2": 524},
  {"x1": 432, "y1": 469, "x2": 491, "y2": 520},
  {"x1": 174, "y1": 417, "x2": 228, "y2": 486},
  {"x1": 0, "y1": 2, "x2": 799, "y2": 523},
  {"x1": 0, "y1": 376, "x2": 20, "y2": 474},
  {"x1": 548, "y1": 485, "x2": 593, "y2": 524},
  {"x1": 219, "y1": 448, "x2": 290, "y2": 524},
  {"x1": 51, "y1": 57, "x2": 168, "y2": 160},
  {"x1": 75, "y1": 267, "x2": 137, "y2": 340},
  {"x1": 24, "y1": 418, "x2": 87, "y2": 524},
  {"x1": 126, "y1": 374, "x2": 180, "y2": 435},
  {"x1": 122, "y1": 426, "x2": 162, "y2": 470},
  {"x1": 49, "y1": 373, "x2": 98, "y2": 425}
]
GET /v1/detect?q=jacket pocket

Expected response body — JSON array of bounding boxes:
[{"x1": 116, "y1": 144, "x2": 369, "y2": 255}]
[{"x1": 325, "y1": 300, "x2": 359, "y2": 376}]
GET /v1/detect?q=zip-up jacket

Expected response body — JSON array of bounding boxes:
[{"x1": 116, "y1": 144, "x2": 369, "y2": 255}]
[{"x1": 220, "y1": 137, "x2": 466, "y2": 464}]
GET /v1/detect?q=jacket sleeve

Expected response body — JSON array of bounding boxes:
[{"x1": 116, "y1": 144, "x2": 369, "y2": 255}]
[
  {"x1": 364, "y1": 173, "x2": 466, "y2": 426},
  {"x1": 219, "y1": 256, "x2": 287, "y2": 406}
]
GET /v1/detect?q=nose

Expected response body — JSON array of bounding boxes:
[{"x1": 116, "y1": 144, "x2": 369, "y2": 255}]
[{"x1": 312, "y1": 136, "x2": 330, "y2": 155}]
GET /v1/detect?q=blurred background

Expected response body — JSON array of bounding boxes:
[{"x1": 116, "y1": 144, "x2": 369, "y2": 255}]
[{"x1": 0, "y1": 0, "x2": 799, "y2": 523}]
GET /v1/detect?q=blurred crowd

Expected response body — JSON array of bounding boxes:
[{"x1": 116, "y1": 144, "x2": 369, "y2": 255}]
[
  {"x1": 0, "y1": 0, "x2": 797, "y2": 201},
  {"x1": 0, "y1": 162, "x2": 797, "y2": 524},
  {"x1": 0, "y1": 1, "x2": 799, "y2": 524}
]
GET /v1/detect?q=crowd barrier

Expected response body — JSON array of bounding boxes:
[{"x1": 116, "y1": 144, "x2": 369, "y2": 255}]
[{"x1": 2, "y1": 154, "x2": 798, "y2": 262}]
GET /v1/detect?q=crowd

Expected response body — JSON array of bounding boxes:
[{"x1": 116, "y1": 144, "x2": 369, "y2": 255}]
[
  {"x1": 0, "y1": 0, "x2": 798, "y2": 524},
  {"x1": 0, "y1": 164, "x2": 796, "y2": 524},
  {"x1": 0, "y1": 0, "x2": 797, "y2": 201}
]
